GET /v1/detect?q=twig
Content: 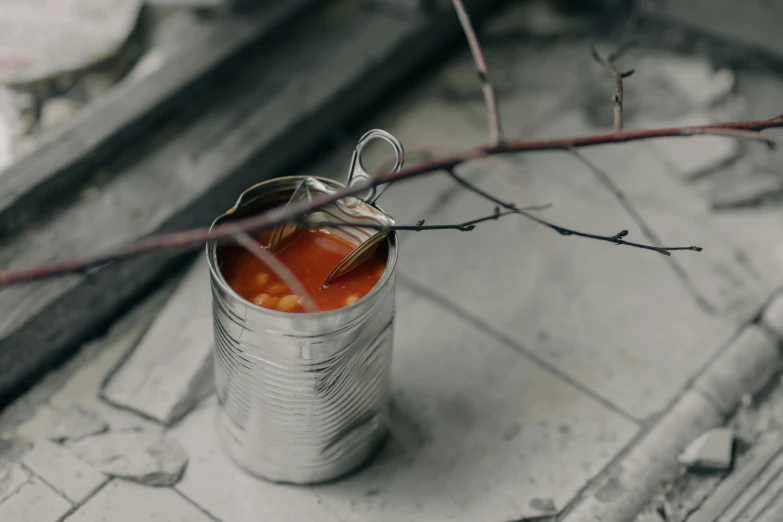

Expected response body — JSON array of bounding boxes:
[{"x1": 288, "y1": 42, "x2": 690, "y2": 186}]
[
  {"x1": 445, "y1": 168, "x2": 701, "y2": 256},
  {"x1": 0, "y1": 115, "x2": 781, "y2": 287},
  {"x1": 233, "y1": 231, "x2": 319, "y2": 313},
  {"x1": 590, "y1": 44, "x2": 635, "y2": 133},
  {"x1": 307, "y1": 204, "x2": 551, "y2": 232},
  {"x1": 451, "y1": 0, "x2": 503, "y2": 145},
  {"x1": 568, "y1": 150, "x2": 715, "y2": 312}
]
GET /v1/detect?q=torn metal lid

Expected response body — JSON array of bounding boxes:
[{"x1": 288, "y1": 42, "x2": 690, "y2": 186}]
[{"x1": 268, "y1": 129, "x2": 404, "y2": 286}]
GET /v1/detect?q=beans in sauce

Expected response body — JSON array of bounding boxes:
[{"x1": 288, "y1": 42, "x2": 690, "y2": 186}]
[{"x1": 219, "y1": 228, "x2": 388, "y2": 313}]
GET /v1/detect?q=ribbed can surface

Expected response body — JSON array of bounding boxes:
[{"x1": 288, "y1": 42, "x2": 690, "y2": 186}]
[{"x1": 206, "y1": 176, "x2": 396, "y2": 484}]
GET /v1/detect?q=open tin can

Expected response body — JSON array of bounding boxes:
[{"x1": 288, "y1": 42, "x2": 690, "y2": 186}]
[{"x1": 205, "y1": 132, "x2": 402, "y2": 484}]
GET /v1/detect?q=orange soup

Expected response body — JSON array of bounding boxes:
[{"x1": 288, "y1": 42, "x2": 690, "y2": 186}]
[{"x1": 218, "y1": 229, "x2": 388, "y2": 313}]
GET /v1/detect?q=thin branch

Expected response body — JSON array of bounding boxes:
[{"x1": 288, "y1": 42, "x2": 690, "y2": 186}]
[
  {"x1": 306, "y1": 204, "x2": 551, "y2": 233},
  {"x1": 568, "y1": 149, "x2": 715, "y2": 313},
  {"x1": 233, "y1": 231, "x2": 319, "y2": 313},
  {"x1": 0, "y1": 114, "x2": 781, "y2": 287},
  {"x1": 591, "y1": 44, "x2": 635, "y2": 133},
  {"x1": 451, "y1": 0, "x2": 503, "y2": 145},
  {"x1": 445, "y1": 168, "x2": 701, "y2": 256},
  {"x1": 567, "y1": 149, "x2": 660, "y2": 244}
]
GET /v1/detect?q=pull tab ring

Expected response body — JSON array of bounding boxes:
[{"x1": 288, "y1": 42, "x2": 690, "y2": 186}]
[{"x1": 345, "y1": 129, "x2": 404, "y2": 205}]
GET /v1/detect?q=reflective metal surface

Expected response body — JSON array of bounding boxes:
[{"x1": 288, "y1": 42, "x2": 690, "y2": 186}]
[{"x1": 206, "y1": 176, "x2": 397, "y2": 484}]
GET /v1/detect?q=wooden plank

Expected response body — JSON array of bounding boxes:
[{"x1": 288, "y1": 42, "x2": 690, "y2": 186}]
[
  {"x1": 101, "y1": 257, "x2": 213, "y2": 425},
  {"x1": 0, "y1": 0, "x2": 506, "y2": 408},
  {"x1": 0, "y1": 0, "x2": 321, "y2": 235}
]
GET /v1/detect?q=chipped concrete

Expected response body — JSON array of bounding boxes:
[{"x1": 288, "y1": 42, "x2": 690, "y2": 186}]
[
  {"x1": 678, "y1": 428, "x2": 735, "y2": 471},
  {"x1": 69, "y1": 430, "x2": 188, "y2": 487}
]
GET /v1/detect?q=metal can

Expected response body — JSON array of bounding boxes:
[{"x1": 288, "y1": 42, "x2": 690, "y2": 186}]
[{"x1": 205, "y1": 176, "x2": 397, "y2": 484}]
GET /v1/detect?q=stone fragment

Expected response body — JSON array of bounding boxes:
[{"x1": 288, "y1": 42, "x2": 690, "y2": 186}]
[
  {"x1": 0, "y1": 0, "x2": 143, "y2": 87},
  {"x1": 679, "y1": 427, "x2": 734, "y2": 472},
  {"x1": 0, "y1": 477, "x2": 70, "y2": 522},
  {"x1": 48, "y1": 405, "x2": 108, "y2": 443},
  {"x1": 69, "y1": 430, "x2": 188, "y2": 486},
  {"x1": 22, "y1": 439, "x2": 107, "y2": 504},
  {"x1": 39, "y1": 98, "x2": 80, "y2": 131},
  {"x1": 102, "y1": 257, "x2": 214, "y2": 425}
]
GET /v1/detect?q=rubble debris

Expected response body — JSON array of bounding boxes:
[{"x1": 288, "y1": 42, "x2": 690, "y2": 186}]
[
  {"x1": 102, "y1": 257, "x2": 214, "y2": 426},
  {"x1": 679, "y1": 427, "x2": 734, "y2": 472},
  {"x1": 687, "y1": 437, "x2": 783, "y2": 522},
  {"x1": 0, "y1": 0, "x2": 143, "y2": 87},
  {"x1": 47, "y1": 405, "x2": 108, "y2": 443},
  {"x1": 660, "y1": 472, "x2": 723, "y2": 522},
  {"x1": 39, "y1": 98, "x2": 80, "y2": 131},
  {"x1": 69, "y1": 430, "x2": 188, "y2": 487}
]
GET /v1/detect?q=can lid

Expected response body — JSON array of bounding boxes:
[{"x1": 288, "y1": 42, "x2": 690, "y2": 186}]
[
  {"x1": 344, "y1": 129, "x2": 404, "y2": 205},
  {"x1": 267, "y1": 129, "x2": 403, "y2": 285}
]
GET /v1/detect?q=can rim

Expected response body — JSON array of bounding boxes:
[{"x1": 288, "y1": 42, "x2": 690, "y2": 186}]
[{"x1": 205, "y1": 175, "x2": 398, "y2": 318}]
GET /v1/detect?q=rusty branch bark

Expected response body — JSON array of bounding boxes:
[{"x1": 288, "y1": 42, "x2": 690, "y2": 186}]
[
  {"x1": 1, "y1": 0, "x2": 783, "y2": 289},
  {"x1": 0, "y1": 114, "x2": 781, "y2": 287},
  {"x1": 591, "y1": 44, "x2": 635, "y2": 133}
]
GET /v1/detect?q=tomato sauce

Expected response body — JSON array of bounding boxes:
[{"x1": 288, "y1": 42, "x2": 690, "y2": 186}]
[{"x1": 218, "y1": 228, "x2": 388, "y2": 313}]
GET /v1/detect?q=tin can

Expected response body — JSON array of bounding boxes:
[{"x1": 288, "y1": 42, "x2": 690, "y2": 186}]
[{"x1": 205, "y1": 176, "x2": 397, "y2": 484}]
